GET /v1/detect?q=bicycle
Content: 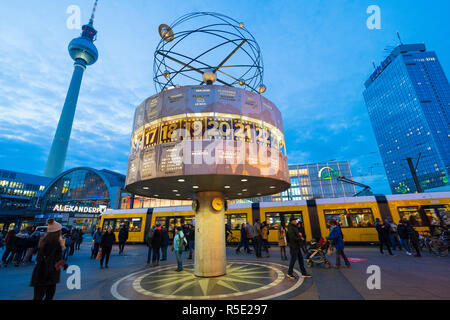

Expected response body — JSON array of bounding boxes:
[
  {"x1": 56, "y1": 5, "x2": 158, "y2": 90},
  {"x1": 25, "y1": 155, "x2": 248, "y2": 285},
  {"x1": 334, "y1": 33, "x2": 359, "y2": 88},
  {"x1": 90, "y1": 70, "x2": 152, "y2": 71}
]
[{"x1": 429, "y1": 230, "x2": 449, "y2": 257}]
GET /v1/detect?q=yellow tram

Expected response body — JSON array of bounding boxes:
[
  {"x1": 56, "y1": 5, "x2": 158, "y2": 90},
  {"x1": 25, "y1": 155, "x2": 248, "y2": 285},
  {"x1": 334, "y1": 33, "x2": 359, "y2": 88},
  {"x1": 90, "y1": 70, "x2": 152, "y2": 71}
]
[{"x1": 99, "y1": 191, "x2": 450, "y2": 244}]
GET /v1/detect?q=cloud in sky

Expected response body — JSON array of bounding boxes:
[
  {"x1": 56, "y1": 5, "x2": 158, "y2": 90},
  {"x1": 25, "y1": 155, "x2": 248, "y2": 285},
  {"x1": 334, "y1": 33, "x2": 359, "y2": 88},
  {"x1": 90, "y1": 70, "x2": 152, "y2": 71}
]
[{"x1": 0, "y1": 0, "x2": 449, "y2": 195}]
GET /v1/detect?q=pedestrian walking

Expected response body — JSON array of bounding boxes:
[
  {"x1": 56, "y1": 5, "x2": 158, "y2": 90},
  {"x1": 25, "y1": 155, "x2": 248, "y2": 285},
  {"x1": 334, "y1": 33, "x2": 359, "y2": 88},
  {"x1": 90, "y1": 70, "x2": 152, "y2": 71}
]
[
  {"x1": 261, "y1": 221, "x2": 270, "y2": 258},
  {"x1": 75, "y1": 228, "x2": 83, "y2": 250},
  {"x1": 387, "y1": 218, "x2": 401, "y2": 250},
  {"x1": 1, "y1": 228, "x2": 17, "y2": 267},
  {"x1": 278, "y1": 225, "x2": 288, "y2": 260},
  {"x1": 254, "y1": 219, "x2": 263, "y2": 258},
  {"x1": 173, "y1": 226, "x2": 186, "y2": 272},
  {"x1": 236, "y1": 223, "x2": 250, "y2": 254},
  {"x1": 375, "y1": 218, "x2": 393, "y2": 255},
  {"x1": 30, "y1": 219, "x2": 67, "y2": 300},
  {"x1": 328, "y1": 219, "x2": 351, "y2": 269},
  {"x1": 406, "y1": 219, "x2": 421, "y2": 257},
  {"x1": 186, "y1": 224, "x2": 195, "y2": 259},
  {"x1": 91, "y1": 227, "x2": 102, "y2": 259},
  {"x1": 13, "y1": 229, "x2": 29, "y2": 266},
  {"x1": 62, "y1": 230, "x2": 72, "y2": 260},
  {"x1": 100, "y1": 227, "x2": 116, "y2": 268},
  {"x1": 160, "y1": 226, "x2": 169, "y2": 261},
  {"x1": 118, "y1": 226, "x2": 129, "y2": 254},
  {"x1": 286, "y1": 217, "x2": 311, "y2": 279},
  {"x1": 23, "y1": 229, "x2": 41, "y2": 264},
  {"x1": 397, "y1": 220, "x2": 412, "y2": 255},
  {"x1": 69, "y1": 228, "x2": 77, "y2": 256}
]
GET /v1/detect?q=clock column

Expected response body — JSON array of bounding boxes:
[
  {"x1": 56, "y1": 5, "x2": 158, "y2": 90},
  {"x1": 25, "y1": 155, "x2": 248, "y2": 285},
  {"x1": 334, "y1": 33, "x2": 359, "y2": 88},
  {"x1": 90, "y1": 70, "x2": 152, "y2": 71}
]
[{"x1": 194, "y1": 191, "x2": 226, "y2": 277}]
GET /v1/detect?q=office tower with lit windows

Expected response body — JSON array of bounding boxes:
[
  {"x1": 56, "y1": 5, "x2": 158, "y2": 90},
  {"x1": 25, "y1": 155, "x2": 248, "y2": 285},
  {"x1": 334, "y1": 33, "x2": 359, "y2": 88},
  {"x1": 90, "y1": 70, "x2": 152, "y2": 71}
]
[{"x1": 364, "y1": 43, "x2": 450, "y2": 194}]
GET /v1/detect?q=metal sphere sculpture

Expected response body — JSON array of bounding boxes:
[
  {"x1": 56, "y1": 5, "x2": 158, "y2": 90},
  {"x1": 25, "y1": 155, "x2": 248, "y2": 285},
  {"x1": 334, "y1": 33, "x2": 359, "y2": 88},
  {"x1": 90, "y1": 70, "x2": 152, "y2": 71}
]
[{"x1": 153, "y1": 12, "x2": 266, "y2": 94}]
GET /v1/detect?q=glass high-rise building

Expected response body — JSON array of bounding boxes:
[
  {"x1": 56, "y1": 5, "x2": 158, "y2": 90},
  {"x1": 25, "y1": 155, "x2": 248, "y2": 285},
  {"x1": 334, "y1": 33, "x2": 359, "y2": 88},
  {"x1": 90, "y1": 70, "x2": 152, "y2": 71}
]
[
  {"x1": 262, "y1": 162, "x2": 357, "y2": 201},
  {"x1": 363, "y1": 44, "x2": 450, "y2": 194}
]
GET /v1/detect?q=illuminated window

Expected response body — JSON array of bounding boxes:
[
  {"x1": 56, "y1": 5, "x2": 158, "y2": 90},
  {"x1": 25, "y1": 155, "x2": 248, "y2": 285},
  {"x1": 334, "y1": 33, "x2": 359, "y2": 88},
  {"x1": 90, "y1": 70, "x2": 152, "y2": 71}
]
[
  {"x1": 397, "y1": 206, "x2": 424, "y2": 226},
  {"x1": 265, "y1": 211, "x2": 302, "y2": 229}
]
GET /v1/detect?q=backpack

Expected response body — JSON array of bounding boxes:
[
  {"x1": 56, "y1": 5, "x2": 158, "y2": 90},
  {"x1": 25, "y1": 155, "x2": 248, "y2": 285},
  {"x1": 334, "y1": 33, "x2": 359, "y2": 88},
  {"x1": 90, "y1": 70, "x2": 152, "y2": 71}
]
[{"x1": 177, "y1": 233, "x2": 187, "y2": 251}]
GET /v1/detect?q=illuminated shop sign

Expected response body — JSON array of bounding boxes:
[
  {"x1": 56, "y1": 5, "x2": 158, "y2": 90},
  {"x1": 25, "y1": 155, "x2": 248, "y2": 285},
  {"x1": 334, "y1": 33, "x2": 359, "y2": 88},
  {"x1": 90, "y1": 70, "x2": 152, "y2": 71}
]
[
  {"x1": 318, "y1": 167, "x2": 342, "y2": 180},
  {"x1": 52, "y1": 205, "x2": 106, "y2": 214}
]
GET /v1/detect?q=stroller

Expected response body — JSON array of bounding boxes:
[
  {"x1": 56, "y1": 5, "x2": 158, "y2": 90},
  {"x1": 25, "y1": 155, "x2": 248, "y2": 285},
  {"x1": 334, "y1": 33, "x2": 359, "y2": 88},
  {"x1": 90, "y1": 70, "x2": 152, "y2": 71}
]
[{"x1": 305, "y1": 237, "x2": 331, "y2": 268}]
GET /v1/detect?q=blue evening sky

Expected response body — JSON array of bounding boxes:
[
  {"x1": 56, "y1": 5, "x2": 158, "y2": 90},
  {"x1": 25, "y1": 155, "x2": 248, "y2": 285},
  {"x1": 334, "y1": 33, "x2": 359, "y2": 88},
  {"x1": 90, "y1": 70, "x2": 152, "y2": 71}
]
[{"x1": 0, "y1": 0, "x2": 449, "y2": 195}]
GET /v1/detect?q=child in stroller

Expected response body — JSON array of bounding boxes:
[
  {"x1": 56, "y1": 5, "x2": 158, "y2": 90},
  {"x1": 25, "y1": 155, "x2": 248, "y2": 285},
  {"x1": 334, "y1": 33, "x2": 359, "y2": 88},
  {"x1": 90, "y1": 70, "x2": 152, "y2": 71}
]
[{"x1": 305, "y1": 237, "x2": 331, "y2": 268}]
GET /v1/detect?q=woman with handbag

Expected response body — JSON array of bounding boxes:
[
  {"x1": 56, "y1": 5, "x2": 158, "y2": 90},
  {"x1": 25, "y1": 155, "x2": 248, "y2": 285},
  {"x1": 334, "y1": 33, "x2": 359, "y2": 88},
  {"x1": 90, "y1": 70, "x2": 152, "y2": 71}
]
[
  {"x1": 30, "y1": 219, "x2": 67, "y2": 300},
  {"x1": 328, "y1": 219, "x2": 351, "y2": 269}
]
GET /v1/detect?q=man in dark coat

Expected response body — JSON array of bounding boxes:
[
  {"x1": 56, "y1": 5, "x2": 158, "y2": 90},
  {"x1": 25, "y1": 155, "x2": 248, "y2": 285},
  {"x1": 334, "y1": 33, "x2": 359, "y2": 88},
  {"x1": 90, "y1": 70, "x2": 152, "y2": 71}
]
[
  {"x1": 100, "y1": 227, "x2": 116, "y2": 268},
  {"x1": 151, "y1": 224, "x2": 162, "y2": 266},
  {"x1": 118, "y1": 226, "x2": 129, "y2": 254},
  {"x1": 160, "y1": 226, "x2": 170, "y2": 261},
  {"x1": 375, "y1": 218, "x2": 393, "y2": 255},
  {"x1": 287, "y1": 217, "x2": 311, "y2": 279}
]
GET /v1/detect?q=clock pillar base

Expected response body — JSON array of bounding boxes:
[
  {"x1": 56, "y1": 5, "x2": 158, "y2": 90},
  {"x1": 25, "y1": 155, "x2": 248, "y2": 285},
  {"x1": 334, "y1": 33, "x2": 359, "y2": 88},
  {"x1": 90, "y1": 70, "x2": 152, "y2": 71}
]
[{"x1": 194, "y1": 191, "x2": 226, "y2": 277}]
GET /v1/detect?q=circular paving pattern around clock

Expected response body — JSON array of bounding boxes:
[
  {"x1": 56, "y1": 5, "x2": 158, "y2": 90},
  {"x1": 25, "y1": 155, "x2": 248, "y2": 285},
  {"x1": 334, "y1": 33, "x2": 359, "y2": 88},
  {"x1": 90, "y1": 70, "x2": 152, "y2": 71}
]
[{"x1": 111, "y1": 261, "x2": 305, "y2": 300}]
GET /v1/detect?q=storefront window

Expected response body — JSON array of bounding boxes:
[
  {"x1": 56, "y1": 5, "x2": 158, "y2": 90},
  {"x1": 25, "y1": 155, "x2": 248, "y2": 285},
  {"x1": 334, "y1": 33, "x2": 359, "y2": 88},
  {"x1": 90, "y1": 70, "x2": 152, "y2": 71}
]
[
  {"x1": 265, "y1": 212, "x2": 302, "y2": 229},
  {"x1": 225, "y1": 213, "x2": 247, "y2": 229},
  {"x1": 398, "y1": 206, "x2": 425, "y2": 226}
]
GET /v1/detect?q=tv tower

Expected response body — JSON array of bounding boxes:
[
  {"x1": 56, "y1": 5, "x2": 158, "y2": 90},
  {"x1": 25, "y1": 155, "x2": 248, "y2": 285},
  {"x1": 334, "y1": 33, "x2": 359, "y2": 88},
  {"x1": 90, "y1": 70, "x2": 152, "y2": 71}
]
[{"x1": 43, "y1": 0, "x2": 100, "y2": 177}]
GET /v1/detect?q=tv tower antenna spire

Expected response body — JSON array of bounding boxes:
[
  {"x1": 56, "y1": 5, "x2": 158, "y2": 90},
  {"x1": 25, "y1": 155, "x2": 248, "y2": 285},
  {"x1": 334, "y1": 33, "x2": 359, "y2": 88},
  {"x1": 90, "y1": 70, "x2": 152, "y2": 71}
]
[{"x1": 43, "y1": 0, "x2": 100, "y2": 178}]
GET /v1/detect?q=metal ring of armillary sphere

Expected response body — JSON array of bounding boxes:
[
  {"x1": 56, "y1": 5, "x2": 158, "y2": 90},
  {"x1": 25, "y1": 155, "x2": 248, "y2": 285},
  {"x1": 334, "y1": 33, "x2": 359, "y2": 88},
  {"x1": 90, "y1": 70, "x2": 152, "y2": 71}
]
[{"x1": 153, "y1": 12, "x2": 266, "y2": 94}]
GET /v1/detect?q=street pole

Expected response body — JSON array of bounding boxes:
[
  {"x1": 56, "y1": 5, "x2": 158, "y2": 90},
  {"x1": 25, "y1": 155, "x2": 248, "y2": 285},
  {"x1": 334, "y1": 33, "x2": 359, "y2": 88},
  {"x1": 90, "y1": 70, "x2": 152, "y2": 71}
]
[{"x1": 404, "y1": 157, "x2": 423, "y2": 193}]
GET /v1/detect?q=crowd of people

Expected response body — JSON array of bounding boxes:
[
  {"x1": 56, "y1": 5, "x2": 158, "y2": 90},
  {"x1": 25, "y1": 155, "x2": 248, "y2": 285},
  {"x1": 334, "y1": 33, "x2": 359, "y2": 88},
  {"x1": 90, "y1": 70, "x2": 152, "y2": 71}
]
[
  {"x1": 0, "y1": 225, "x2": 84, "y2": 268},
  {"x1": 374, "y1": 217, "x2": 423, "y2": 257}
]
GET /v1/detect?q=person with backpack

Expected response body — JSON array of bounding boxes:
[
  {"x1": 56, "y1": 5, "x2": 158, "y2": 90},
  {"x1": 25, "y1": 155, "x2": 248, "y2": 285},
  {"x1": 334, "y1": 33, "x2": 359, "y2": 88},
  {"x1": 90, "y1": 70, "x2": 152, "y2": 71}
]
[
  {"x1": 387, "y1": 218, "x2": 401, "y2": 251},
  {"x1": 328, "y1": 219, "x2": 351, "y2": 269},
  {"x1": 13, "y1": 229, "x2": 30, "y2": 266},
  {"x1": 173, "y1": 226, "x2": 186, "y2": 272}
]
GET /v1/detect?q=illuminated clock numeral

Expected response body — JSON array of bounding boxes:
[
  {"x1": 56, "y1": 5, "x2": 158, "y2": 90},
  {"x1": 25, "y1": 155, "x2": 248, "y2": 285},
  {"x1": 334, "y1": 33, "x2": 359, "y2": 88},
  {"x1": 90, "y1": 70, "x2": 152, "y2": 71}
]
[
  {"x1": 145, "y1": 127, "x2": 159, "y2": 146},
  {"x1": 161, "y1": 122, "x2": 180, "y2": 142}
]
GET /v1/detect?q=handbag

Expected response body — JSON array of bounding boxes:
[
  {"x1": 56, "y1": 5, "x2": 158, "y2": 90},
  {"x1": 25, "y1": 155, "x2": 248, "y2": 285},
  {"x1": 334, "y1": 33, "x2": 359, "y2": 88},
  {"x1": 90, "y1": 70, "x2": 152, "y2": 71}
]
[
  {"x1": 54, "y1": 259, "x2": 65, "y2": 271},
  {"x1": 327, "y1": 244, "x2": 334, "y2": 256},
  {"x1": 96, "y1": 248, "x2": 102, "y2": 260}
]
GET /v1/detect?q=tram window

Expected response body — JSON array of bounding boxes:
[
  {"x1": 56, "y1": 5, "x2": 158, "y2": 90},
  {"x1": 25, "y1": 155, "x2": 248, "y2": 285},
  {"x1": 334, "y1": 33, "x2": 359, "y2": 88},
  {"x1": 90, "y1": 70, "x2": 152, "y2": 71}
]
[
  {"x1": 128, "y1": 218, "x2": 142, "y2": 232},
  {"x1": 265, "y1": 212, "x2": 302, "y2": 229},
  {"x1": 347, "y1": 208, "x2": 375, "y2": 227},
  {"x1": 155, "y1": 217, "x2": 167, "y2": 227},
  {"x1": 102, "y1": 219, "x2": 115, "y2": 231},
  {"x1": 113, "y1": 218, "x2": 130, "y2": 232},
  {"x1": 225, "y1": 213, "x2": 247, "y2": 230},
  {"x1": 398, "y1": 207, "x2": 424, "y2": 226},
  {"x1": 423, "y1": 205, "x2": 450, "y2": 227},
  {"x1": 324, "y1": 209, "x2": 350, "y2": 228}
]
